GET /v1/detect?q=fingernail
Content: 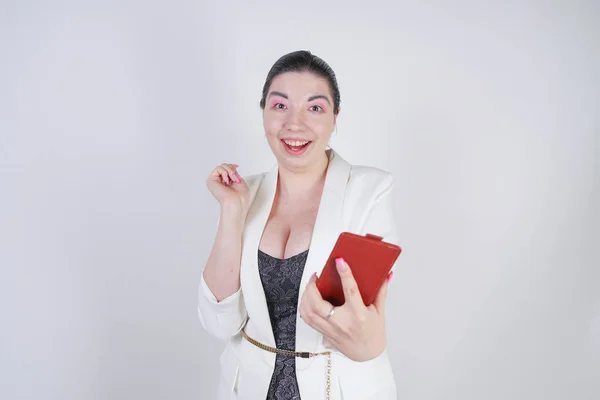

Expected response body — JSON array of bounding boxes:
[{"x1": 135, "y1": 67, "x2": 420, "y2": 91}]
[
  {"x1": 224, "y1": 176, "x2": 230, "y2": 184},
  {"x1": 335, "y1": 258, "x2": 347, "y2": 271},
  {"x1": 387, "y1": 271, "x2": 394, "y2": 283}
]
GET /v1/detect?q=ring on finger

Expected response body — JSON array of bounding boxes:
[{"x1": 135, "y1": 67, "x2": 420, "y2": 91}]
[{"x1": 325, "y1": 306, "x2": 335, "y2": 320}]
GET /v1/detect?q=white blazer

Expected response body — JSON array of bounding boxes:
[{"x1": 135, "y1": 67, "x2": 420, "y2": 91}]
[{"x1": 198, "y1": 149, "x2": 400, "y2": 400}]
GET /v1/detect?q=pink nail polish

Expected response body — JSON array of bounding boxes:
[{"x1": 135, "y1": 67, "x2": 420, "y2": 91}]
[
  {"x1": 335, "y1": 258, "x2": 347, "y2": 271},
  {"x1": 387, "y1": 271, "x2": 394, "y2": 282}
]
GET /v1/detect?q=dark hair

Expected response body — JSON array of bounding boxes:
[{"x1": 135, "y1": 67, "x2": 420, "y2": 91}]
[{"x1": 259, "y1": 50, "x2": 341, "y2": 115}]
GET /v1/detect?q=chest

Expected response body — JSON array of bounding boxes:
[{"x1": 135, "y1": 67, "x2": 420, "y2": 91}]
[{"x1": 258, "y1": 198, "x2": 320, "y2": 259}]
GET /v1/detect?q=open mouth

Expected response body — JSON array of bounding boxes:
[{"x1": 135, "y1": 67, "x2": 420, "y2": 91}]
[{"x1": 281, "y1": 139, "x2": 312, "y2": 154}]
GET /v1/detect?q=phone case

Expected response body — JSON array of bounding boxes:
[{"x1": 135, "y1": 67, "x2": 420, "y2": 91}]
[{"x1": 315, "y1": 232, "x2": 402, "y2": 307}]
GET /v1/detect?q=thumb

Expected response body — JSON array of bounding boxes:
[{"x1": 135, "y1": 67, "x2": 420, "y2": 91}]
[{"x1": 336, "y1": 258, "x2": 365, "y2": 310}]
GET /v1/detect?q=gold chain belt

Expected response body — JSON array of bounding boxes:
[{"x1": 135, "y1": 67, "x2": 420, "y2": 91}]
[{"x1": 240, "y1": 328, "x2": 332, "y2": 400}]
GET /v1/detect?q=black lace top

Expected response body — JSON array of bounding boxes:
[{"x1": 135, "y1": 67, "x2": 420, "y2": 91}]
[{"x1": 258, "y1": 249, "x2": 309, "y2": 400}]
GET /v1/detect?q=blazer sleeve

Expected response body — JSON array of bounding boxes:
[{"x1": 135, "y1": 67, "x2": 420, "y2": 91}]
[
  {"x1": 197, "y1": 215, "x2": 248, "y2": 340},
  {"x1": 358, "y1": 173, "x2": 401, "y2": 273},
  {"x1": 197, "y1": 273, "x2": 248, "y2": 340}
]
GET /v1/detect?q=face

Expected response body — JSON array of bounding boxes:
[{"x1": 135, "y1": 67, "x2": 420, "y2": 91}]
[{"x1": 262, "y1": 71, "x2": 337, "y2": 170}]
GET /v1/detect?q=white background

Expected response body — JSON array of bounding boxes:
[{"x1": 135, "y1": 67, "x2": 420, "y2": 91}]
[{"x1": 1, "y1": 1, "x2": 599, "y2": 399}]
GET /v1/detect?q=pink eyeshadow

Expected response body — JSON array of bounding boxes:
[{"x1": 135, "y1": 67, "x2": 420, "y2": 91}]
[
  {"x1": 310, "y1": 101, "x2": 327, "y2": 111},
  {"x1": 270, "y1": 99, "x2": 286, "y2": 108}
]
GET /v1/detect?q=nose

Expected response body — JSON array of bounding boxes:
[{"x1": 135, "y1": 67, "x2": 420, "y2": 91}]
[{"x1": 285, "y1": 108, "x2": 304, "y2": 132}]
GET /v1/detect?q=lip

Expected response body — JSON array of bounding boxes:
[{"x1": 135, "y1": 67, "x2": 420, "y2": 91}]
[
  {"x1": 281, "y1": 137, "x2": 311, "y2": 141},
  {"x1": 281, "y1": 138, "x2": 312, "y2": 156}
]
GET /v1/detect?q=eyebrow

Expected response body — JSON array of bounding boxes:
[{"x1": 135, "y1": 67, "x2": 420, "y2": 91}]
[
  {"x1": 308, "y1": 95, "x2": 331, "y2": 105},
  {"x1": 268, "y1": 91, "x2": 331, "y2": 105}
]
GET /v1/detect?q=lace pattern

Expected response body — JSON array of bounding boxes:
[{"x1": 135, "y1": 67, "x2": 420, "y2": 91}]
[{"x1": 258, "y1": 249, "x2": 309, "y2": 400}]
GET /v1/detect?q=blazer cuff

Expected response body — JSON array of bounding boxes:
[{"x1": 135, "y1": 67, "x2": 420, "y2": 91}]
[{"x1": 199, "y1": 272, "x2": 243, "y2": 307}]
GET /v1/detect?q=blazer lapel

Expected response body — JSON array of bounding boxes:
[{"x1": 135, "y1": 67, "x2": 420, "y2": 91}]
[
  {"x1": 239, "y1": 164, "x2": 278, "y2": 366},
  {"x1": 296, "y1": 149, "x2": 351, "y2": 371}
]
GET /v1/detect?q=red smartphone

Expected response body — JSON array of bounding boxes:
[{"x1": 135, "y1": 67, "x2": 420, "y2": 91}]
[{"x1": 316, "y1": 232, "x2": 402, "y2": 307}]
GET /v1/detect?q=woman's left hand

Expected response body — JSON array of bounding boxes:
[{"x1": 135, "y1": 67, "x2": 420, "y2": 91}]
[{"x1": 299, "y1": 258, "x2": 393, "y2": 362}]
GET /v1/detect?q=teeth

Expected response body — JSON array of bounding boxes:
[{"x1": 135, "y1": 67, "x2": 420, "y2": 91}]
[{"x1": 284, "y1": 140, "x2": 309, "y2": 147}]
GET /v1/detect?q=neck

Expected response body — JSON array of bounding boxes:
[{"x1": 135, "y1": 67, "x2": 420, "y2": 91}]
[{"x1": 277, "y1": 150, "x2": 330, "y2": 198}]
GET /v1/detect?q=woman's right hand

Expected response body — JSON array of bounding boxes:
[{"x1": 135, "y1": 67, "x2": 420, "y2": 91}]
[{"x1": 206, "y1": 163, "x2": 250, "y2": 215}]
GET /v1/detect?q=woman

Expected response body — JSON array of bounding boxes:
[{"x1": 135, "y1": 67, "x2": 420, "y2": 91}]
[{"x1": 198, "y1": 50, "x2": 399, "y2": 400}]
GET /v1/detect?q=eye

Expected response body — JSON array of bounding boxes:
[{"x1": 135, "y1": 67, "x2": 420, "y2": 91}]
[
  {"x1": 309, "y1": 105, "x2": 323, "y2": 112},
  {"x1": 273, "y1": 103, "x2": 287, "y2": 110}
]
